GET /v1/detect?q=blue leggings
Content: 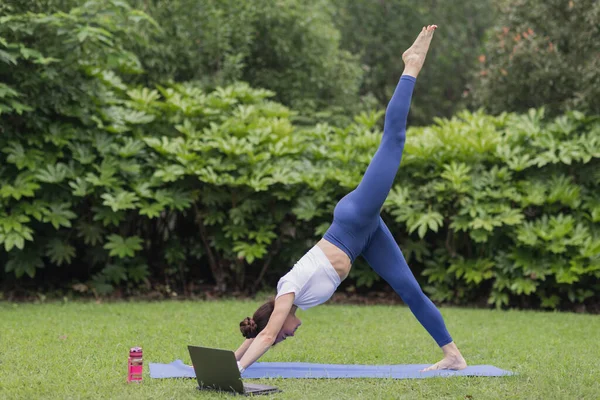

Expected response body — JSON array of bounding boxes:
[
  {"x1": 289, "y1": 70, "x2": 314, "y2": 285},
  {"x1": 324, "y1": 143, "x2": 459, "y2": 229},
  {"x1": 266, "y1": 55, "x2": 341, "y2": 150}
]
[{"x1": 323, "y1": 75, "x2": 453, "y2": 347}]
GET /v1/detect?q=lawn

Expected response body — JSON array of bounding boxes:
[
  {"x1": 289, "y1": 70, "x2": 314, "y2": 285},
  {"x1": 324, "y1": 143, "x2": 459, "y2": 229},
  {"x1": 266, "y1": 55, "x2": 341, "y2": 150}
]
[{"x1": 1, "y1": 299, "x2": 598, "y2": 399}]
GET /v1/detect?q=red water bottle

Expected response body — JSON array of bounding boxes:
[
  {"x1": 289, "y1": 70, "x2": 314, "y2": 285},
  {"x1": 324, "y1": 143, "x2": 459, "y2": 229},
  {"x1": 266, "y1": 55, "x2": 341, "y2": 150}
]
[{"x1": 127, "y1": 347, "x2": 143, "y2": 383}]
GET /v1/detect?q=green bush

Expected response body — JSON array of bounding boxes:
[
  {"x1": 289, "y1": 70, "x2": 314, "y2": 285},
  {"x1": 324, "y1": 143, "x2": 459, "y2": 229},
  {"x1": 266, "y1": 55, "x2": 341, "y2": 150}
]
[
  {"x1": 127, "y1": 0, "x2": 363, "y2": 117},
  {"x1": 331, "y1": 0, "x2": 494, "y2": 125},
  {"x1": 470, "y1": 0, "x2": 600, "y2": 116},
  {"x1": 381, "y1": 109, "x2": 600, "y2": 309},
  {"x1": 0, "y1": 0, "x2": 158, "y2": 292},
  {"x1": 1, "y1": 2, "x2": 598, "y2": 311},
  {"x1": 0, "y1": 0, "x2": 347, "y2": 294}
]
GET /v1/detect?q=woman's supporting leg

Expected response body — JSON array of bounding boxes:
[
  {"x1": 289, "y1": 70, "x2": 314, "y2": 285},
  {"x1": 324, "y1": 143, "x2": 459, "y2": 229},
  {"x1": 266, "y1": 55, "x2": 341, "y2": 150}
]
[
  {"x1": 362, "y1": 217, "x2": 467, "y2": 370},
  {"x1": 361, "y1": 218, "x2": 453, "y2": 347}
]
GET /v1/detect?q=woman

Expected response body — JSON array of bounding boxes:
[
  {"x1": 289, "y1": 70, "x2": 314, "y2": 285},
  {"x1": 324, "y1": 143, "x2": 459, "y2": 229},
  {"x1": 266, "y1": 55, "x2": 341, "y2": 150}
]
[{"x1": 235, "y1": 25, "x2": 467, "y2": 373}]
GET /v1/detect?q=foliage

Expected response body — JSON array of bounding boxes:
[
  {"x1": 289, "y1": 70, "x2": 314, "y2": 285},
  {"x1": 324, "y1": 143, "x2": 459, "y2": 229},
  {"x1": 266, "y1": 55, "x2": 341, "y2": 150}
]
[
  {"x1": 381, "y1": 109, "x2": 600, "y2": 309},
  {"x1": 127, "y1": 0, "x2": 363, "y2": 116},
  {"x1": 0, "y1": 0, "x2": 160, "y2": 291},
  {"x1": 331, "y1": 0, "x2": 495, "y2": 125},
  {"x1": 0, "y1": 1, "x2": 598, "y2": 311},
  {"x1": 0, "y1": 0, "x2": 339, "y2": 294},
  {"x1": 470, "y1": 0, "x2": 600, "y2": 116}
]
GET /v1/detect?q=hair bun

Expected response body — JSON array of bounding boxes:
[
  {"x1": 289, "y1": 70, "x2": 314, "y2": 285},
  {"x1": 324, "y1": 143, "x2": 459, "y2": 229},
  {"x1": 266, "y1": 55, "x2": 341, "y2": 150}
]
[{"x1": 240, "y1": 317, "x2": 258, "y2": 338}]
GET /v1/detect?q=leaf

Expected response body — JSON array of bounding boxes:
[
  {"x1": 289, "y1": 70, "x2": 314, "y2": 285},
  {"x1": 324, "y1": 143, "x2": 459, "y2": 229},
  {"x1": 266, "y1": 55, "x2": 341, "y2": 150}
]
[
  {"x1": 16, "y1": 200, "x2": 47, "y2": 221},
  {"x1": 487, "y1": 290, "x2": 509, "y2": 309},
  {"x1": 470, "y1": 216, "x2": 499, "y2": 232},
  {"x1": 35, "y1": 163, "x2": 70, "y2": 183},
  {"x1": 103, "y1": 234, "x2": 143, "y2": 258},
  {"x1": 540, "y1": 294, "x2": 560, "y2": 309},
  {"x1": 85, "y1": 171, "x2": 118, "y2": 188},
  {"x1": 0, "y1": 227, "x2": 33, "y2": 251},
  {"x1": 499, "y1": 209, "x2": 524, "y2": 225},
  {"x1": 133, "y1": 182, "x2": 154, "y2": 198},
  {"x1": 143, "y1": 136, "x2": 185, "y2": 155},
  {"x1": 118, "y1": 138, "x2": 146, "y2": 158},
  {"x1": 3, "y1": 141, "x2": 44, "y2": 170},
  {"x1": 0, "y1": 173, "x2": 40, "y2": 200},
  {"x1": 138, "y1": 202, "x2": 164, "y2": 219},
  {"x1": 0, "y1": 49, "x2": 18, "y2": 65},
  {"x1": 127, "y1": 87, "x2": 161, "y2": 106},
  {"x1": 76, "y1": 221, "x2": 104, "y2": 246},
  {"x1": 92, "y1": 206, "x2": 125, "y2": 227},
  {"x1": 152, "y1": 165, "x2": 186, "y2": 183},
  {"x1": 469, "y1": 229, "x2": 490, "y2": 243},
  {"x1": 101, "y1": 191, "x2": 140, "y2": 211},
  {"x1": 90, "y1": 274, "x2": 114, "y2": 295},
  {"x1": 203, "y1": 211, "x2": 226, "y2": 226},
  {"x1": 69, "y1": 143, "x2": 96, "y2": 165},
  {"x1": 124, "y1": 110, "x2": 155, "y2": 124},
  {"x1": 5, "y1": 248, "x2": 44, "y2": 278},
  {"x1": 69, "y1": 178, "x2": 92, "y2": 197},
  {"x1": 101, "y1": 264, "x2": 128, "y2": 284},
  {"x1": 233, "y1": 241, "x2": 267, "y2": 264},
  {"x1": 408, "y1": 211, "x2": 444, "y2": 239},
  {"x1": 517, "y1": 223, "x2": 538, "y2": 246},
  {"x1": 154, "y1": 188, "x2": 195, "y2": 211},
  {"x1": 0, "y1": 213, "x2": 30, "y2": 233},
  {"x1": 440, "y1": 162, "x2": 471, "y2": 190},
  {"x1": 0, "y1": 83, "x2": 19, "y2": 98},
  {"x1": 19, "y1": 46, "x2": 43, "y2": 61},
  {"x1": 93, "y1": 133, "x2": 116, "y2": 155},
  {"x1": 509, "y1": 278, "x2": 538, "y2": 295},
  {"x1": 292, "y1": 197, "x2": 322, "y2": 221},
  {"x1": 42, "y1": 203, "x2": 77, "y2": 229},
  {"x1": 127, "y1": 263, "x2": 149, "y2": 283},
  {"x1": 45, "y1": 238, "x2": 76, "y2": 266}
]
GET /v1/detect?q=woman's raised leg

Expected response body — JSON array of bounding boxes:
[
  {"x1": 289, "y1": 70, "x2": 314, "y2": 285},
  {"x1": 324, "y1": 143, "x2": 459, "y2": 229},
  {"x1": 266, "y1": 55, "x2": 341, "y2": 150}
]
[{"x1": 340, "y1": 26, "x2": 438, "y2": 220}]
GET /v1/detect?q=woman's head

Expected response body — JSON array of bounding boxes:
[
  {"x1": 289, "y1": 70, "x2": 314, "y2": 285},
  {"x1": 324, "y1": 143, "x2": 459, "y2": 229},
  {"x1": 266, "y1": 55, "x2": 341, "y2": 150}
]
[
  {"x1": 239, "y1": 300, "x2": 274, "y2": 339},
  {"x1": 239, "y1": 299, "x2": 302, "y2": 344}
]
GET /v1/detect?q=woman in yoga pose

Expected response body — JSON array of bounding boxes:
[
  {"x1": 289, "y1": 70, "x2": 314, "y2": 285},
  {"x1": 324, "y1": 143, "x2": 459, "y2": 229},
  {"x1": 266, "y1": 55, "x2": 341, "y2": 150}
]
[{"x1": 235, "y1": 25, "x2": 467, "y2": 373}]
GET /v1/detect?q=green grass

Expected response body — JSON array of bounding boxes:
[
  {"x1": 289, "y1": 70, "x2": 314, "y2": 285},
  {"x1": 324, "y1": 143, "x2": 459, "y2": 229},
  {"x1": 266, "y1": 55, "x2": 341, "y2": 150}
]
[{"x1": 1, "y1": 300, "x2": 598, "y2": 399}]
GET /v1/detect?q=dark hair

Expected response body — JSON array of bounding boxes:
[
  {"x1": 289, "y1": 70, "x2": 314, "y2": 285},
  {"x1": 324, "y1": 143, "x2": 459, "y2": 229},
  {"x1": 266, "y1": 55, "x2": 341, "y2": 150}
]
[{"x1": 239, "y1": 299, "x2": 275, "y2": 339}]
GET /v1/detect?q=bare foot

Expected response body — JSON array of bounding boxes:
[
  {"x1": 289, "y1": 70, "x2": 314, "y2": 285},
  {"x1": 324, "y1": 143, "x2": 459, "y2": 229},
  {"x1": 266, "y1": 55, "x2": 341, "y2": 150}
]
[
  {"x1": 420, "y1": 353, "x2": 467, "y2": 372},
  {"x1": 402, "y1": 25, "x2": 438, "y2": 78},
  {"x1": 420, "y1": 341, "x2": 467, "y2": 372}
]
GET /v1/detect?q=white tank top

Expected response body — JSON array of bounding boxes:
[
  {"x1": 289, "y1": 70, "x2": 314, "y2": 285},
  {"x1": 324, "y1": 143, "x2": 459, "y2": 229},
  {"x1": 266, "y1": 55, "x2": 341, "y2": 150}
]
[{"x1": 276, "y1": 245, "x2": 341, "y2": 310}]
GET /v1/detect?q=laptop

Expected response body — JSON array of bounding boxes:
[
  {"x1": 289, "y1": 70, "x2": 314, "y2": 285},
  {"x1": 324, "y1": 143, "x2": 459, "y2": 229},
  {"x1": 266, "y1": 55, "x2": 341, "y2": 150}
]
[{"x1": 187, "y1": 345, "x2": 280, "y2": 396}]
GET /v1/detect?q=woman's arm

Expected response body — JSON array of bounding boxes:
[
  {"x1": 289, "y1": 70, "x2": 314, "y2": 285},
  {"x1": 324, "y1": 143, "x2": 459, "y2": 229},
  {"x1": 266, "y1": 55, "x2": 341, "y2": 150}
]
[
  {"x1": 234, "y1": 339, "x2": 254, "y2": 361},
  {"x1": 237, "y1": 293, "x2": 295, "y2": 370}
]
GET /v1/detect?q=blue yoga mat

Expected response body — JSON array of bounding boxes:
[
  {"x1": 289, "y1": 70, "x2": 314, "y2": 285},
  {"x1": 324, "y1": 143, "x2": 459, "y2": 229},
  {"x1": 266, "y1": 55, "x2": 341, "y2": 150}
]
[{"x1": 149, "y1": 360, "x2": 513, "y2": 379}]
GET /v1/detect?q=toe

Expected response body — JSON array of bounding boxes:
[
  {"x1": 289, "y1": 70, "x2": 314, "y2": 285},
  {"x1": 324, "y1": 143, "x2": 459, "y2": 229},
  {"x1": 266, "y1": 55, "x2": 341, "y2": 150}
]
[{"x1": 420, "y1": 364, "x2": 438, "y2": 372}]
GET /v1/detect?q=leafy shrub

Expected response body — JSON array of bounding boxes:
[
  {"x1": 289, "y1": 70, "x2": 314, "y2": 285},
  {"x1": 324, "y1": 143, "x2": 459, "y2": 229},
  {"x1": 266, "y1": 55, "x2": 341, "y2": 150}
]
[
  {"x1": 0, "y1": 0, "x2": 355, "y2": 295},
  {"x1": 0, "y1": 1, "x2": 160, "y2": 293},
  {"x1": 470, "y1": 0, "x2": 600, "y2": 116},
  {"x1": 1, "y1": 1, "x2": 598, "y2": 311},
  {"x1": 381, "y1": 109, "x2": 600, "y2": 309},
  {"x1": 127, "y1": 0, "x2": 363, "y2": 116},
  {"x1": 332, "y1": 0, "x2": 495, "y2": 125}
]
